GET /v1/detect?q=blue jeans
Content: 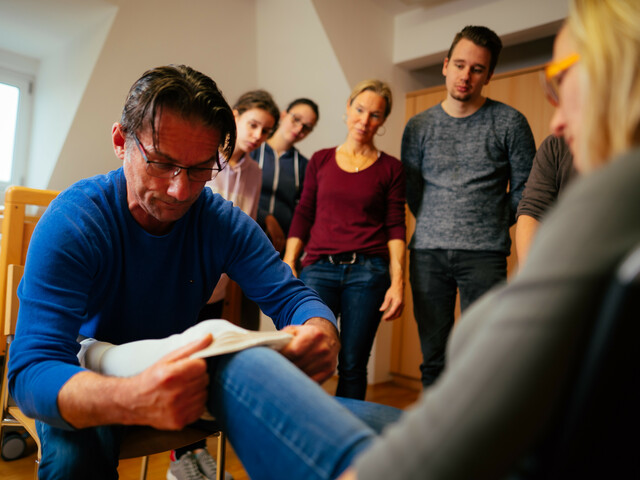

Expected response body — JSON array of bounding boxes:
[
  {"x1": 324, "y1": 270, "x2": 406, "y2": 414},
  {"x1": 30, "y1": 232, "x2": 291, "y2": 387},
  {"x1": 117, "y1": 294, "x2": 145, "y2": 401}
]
[
  {"x1": 410, "y1": 249, "x2": 507, "y2": 387},
  {"x1": 301, "y1": 256, "x2": 390, "y2": 400},
  {"x1": 36, "y1": 347, "x2": 401, "y2": 479}
]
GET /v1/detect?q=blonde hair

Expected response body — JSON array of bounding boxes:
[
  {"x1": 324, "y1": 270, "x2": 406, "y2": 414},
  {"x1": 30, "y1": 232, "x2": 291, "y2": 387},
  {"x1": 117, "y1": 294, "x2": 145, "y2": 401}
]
[
  {"x1": 568, "y1": 0, "x2": 640, "y2": 170},
  {"x1": 348, "y1": 79, "x2": 393, "y2": 119}
]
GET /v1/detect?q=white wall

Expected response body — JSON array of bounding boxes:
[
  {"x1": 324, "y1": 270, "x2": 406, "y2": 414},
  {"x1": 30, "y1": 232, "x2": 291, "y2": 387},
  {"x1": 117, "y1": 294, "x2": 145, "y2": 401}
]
[
  {"x1": 27, "y1": 5, "x2": 117, "y2": 190},
  {"x1": 255, "y1": 0, "x2": 350, "y2": 159},
  {"x1": 0, "y1": 49, "x2": 39, "y2": 75},
  {"x1": 47, "y1": 0, "x2": 258, "y2": 191},
  {"x1": 394, "y1": 0, "x2": 567, "y2": 69}
]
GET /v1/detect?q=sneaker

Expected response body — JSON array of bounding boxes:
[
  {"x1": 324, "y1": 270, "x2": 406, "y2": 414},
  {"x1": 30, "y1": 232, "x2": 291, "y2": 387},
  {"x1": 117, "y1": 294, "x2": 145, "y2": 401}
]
[
  {"x1": 167, "y1": 451, "x2": 207, "y2": 480},
  {"x1": 195, "y1": 449, "x2": 233, "y2": 480}
]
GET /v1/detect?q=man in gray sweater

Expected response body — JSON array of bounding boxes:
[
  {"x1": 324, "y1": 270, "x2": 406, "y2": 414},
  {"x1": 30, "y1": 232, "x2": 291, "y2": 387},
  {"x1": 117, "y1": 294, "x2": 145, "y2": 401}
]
[{"x1": 401, "y1": 25, "x2": 535, "y2": 387}]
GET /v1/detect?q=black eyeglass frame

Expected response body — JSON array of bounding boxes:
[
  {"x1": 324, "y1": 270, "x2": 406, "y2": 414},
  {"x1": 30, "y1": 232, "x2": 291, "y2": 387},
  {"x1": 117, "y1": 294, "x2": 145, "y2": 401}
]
[
  {"x1": 288, "y1": 113, "x2": 315, "y2": 134},
  {"x1": 132, "y1": 133, "x2": 222, "y2": 182}
]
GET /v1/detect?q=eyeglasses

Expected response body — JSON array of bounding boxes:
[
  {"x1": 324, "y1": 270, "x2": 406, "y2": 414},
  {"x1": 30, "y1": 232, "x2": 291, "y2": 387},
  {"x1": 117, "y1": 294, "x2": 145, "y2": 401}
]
[
  {"x1": 132, "y1": 134, "x2": 221, "y2": 182},
  {"x1": 289, "y1": 113, "x2": 315, "y2": 134},
  {"x1": 541, "y1": 52, "x2": 581, "y2": 106}
]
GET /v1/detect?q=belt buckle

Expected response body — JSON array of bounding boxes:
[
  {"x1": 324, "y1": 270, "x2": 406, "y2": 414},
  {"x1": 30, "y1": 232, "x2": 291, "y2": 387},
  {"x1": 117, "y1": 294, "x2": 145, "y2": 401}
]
[{"x1": 328, "y1": 252, "x2": 357, "y2": 265}]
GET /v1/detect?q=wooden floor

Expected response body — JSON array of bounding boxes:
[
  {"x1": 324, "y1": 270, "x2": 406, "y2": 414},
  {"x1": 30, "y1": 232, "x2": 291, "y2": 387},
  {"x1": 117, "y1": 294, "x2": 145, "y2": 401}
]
[{"x1": 0, "y1": 378, "x2": 420, "y2": 479}]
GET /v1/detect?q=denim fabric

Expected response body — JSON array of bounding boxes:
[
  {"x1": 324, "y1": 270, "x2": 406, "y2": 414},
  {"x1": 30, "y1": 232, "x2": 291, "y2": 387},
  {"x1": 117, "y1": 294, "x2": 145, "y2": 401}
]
[
  {"x1": 208, "y1": 348, "x2": 400, "y2": 480},
  {"x1": 36, "y1": 420, "x2": 125, "y2": 479},
  {"x1": 36, "y1": 418, "x2": 222, "y2": 479},
  {"x1": 35, "y1": 347, "x2": 401, "y2": 479},
  {"x1": 410, "y1": 249, "x2": 507, "y2": 387},
  {"x1": 301, "y1": 256, "x2": 390, "y2": 399}
]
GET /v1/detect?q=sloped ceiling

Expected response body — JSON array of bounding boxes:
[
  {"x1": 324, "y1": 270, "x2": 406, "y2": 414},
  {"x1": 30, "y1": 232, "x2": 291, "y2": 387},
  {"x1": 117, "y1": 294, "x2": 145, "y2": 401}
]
[{"x1": 0, "y1": 0, "x2": 116, "y2": 59}]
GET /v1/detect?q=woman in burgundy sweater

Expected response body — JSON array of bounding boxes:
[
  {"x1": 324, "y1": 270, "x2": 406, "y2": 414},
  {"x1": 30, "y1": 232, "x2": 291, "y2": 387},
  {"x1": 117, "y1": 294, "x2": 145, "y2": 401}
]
[{"x1": 284, "y1": 79, "x2": 406, "y2": 400}]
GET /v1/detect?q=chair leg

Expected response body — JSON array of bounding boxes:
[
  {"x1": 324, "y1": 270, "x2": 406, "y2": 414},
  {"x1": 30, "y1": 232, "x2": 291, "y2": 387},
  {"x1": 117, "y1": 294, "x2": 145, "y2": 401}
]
[
  {"x1": 139, "y1": 455, "x2": 149, "y2": 480},
  {"x1": 216, "y1": 432, "x2": 226, "y2": 480}
]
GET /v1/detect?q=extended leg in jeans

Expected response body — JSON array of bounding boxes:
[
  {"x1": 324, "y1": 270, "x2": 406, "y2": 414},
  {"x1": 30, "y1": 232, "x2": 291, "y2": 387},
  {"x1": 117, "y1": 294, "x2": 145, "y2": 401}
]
[{"x1": 207, "y1": 347, "x2": 400, "y2": 480}]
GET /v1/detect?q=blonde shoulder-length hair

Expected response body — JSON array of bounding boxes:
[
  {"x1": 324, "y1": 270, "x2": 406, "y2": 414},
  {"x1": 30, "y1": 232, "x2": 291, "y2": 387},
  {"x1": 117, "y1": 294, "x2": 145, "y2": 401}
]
[
  {"x1": 569, "y1": 0, "x2": 640, "y2": 170},
  {"x1": 348, "y1": 79, "x2": 393, "y2": 120}
]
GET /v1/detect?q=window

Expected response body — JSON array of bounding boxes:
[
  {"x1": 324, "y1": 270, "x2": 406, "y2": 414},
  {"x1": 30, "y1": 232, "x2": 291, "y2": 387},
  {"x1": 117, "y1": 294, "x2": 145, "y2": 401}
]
[
  {"x1": 0, "y1": 83, "x2": 20, "y2": 181},
  {"x1": 0, "y1": 67, "x2": 33, "y2": 194}
]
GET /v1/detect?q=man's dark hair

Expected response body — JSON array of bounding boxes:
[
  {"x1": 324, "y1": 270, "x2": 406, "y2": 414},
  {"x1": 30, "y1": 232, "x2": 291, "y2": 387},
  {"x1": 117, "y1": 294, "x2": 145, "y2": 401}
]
[
  {"x1": 286, "y1": 98, "x2": 320, "y2": 122},
  {"x1": 120, "y1": 65, "x2": 236, "y2": 169},
  {"x1": 447, "y1": 26, "x2": 503, "y2": 74}
]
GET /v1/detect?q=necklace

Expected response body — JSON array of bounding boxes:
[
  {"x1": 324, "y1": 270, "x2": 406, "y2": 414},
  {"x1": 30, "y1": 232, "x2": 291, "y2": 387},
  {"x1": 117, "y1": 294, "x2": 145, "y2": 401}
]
[{"x1": 336, "y1": 145, "x2": 379, "y2": 173}]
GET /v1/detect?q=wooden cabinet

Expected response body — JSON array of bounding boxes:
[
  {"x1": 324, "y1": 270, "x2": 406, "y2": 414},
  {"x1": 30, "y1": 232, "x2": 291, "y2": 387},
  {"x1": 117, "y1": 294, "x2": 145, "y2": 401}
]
[{"x1": 390, "y1": 65, "x2": 556, "y2": 388}]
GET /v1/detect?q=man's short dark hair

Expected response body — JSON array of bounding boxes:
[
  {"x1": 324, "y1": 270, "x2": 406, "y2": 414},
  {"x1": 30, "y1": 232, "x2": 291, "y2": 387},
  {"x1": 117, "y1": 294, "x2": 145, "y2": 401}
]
[
  {"x1": 120, "y1": 65, "x2": 236, "y2": 169},
  {"x1": 447, "y1": 26, "x2": 503, "y2": 74}
]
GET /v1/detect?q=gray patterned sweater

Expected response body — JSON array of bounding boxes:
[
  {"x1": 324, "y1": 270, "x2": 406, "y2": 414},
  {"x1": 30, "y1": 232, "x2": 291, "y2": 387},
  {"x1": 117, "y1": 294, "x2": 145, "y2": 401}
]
[{"x1": 401, "y1": 99, "x2": 535, "y2": 254}]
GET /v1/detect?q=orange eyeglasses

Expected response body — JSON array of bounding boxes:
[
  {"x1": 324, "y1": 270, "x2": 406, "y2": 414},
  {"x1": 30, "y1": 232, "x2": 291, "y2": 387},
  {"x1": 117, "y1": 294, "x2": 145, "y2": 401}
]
[{"x1": 541, "y1": 52, "x2": 581, "y2": 106}]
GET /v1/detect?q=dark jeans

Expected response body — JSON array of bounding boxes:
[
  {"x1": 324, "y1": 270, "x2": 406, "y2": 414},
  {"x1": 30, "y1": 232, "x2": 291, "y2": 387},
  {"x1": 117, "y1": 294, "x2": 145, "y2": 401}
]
[
  {"x1": 301, "y1": 255, "x2": 390, "y2": 400},
  {"x1": 410, "y1": 249, "x2": 507, "y2": 387}
]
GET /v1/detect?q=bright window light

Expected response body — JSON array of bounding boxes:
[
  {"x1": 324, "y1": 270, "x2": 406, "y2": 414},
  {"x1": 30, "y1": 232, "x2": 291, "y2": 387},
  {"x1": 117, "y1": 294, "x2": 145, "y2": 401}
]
[{"x1": 0, "y1": 82, "x2": 20, "y2": 183}]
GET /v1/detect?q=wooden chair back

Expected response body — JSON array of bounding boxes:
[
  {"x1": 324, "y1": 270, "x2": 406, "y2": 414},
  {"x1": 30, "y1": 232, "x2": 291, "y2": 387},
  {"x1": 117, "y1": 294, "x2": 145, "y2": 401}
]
[
  {"x1": 0, "y1": 264, "x2": 41, "y2": 467},
  {"x1": 0, "y1": 186, "x2": 59, "y2": 353}
]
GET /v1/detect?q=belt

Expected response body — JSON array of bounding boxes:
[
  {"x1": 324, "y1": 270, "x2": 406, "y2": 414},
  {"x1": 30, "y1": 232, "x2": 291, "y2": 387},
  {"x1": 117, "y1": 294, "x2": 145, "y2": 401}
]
[{"x1": 326, "y1": 252, "x2": 358, "y2": 265}]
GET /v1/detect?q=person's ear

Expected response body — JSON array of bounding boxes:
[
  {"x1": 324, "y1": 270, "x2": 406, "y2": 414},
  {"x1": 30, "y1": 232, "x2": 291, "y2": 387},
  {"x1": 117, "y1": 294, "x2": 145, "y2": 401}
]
[
  {"x1": 280, "y1": 110, "x2": 288, "y2": 121},
  {"x1": 112, "y1": 123, "x2": 126, "y2": 160},
  {"x1": 442, "y1": 57, "x2": 449, "y2": 77}
]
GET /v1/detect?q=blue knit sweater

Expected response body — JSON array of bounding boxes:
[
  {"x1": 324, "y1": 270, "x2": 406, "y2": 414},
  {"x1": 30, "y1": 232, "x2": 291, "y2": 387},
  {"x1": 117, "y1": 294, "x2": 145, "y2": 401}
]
[{"x1": 8, "y1": 168, "x2": 334, "y2": 429}]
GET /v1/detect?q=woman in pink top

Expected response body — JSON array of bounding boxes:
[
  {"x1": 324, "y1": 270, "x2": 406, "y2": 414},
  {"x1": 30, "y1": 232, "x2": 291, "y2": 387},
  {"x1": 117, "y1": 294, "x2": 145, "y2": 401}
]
[
  {"x1": 284, "y1": 80, "x2": 406, "y2": 400},
  {"x1": 207, "y1": 90, "x2": 279, "y2": 221},
  {"x1": 201, "y1": 89, "x2": 280, "y2": 320}
]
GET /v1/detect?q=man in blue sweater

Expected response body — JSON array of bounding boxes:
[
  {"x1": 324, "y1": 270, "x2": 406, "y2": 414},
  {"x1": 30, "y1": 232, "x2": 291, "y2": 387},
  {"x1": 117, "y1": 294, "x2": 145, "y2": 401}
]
[
  {"x1": 401, "y1": 26, "x2": 535, "y2": 387},
  {"x1": 7, "y1": 65, "x2": 341, "y2": 479}
]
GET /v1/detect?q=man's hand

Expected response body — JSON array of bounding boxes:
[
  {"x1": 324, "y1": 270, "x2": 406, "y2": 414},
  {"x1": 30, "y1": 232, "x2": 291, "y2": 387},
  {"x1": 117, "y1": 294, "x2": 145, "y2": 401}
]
[
  {"x1": 58, "y1": 335, "x2": 213, "y2": 430},
  {"x1": 127, "y1": 334, "x2": 213, "y2": 430},
  {"x1": 280, "y1": 317, "x2": 340, "y2": 383}
]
